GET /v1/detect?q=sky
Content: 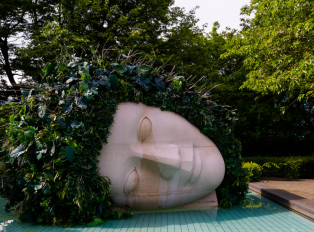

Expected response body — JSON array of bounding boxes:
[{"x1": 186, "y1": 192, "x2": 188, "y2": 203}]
[{"x1": 173, "y1": 0, "x2": 252, "y2": 33}]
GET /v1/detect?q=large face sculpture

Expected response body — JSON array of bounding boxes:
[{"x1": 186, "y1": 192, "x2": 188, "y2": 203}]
[{"x1": 98, "y1": 102, "x2": 225, "y2": 210}]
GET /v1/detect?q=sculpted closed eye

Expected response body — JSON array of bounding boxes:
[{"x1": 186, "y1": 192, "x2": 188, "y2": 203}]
[
  {"x1": 124, "y1": 168, "x2": 139, "y2": 195},
  {"x1": 138, "y1": 117, "x2": 152, "y2": 142}
]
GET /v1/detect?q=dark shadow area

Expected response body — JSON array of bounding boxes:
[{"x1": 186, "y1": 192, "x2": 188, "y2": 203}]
[{"x1": 261, "y1": 189, "x2": 307, "y2": 201}]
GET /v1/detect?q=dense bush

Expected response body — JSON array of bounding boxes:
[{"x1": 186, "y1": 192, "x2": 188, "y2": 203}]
[
  {"x1": 242, "y1": 162, "x2": 263, "y2": 182},
  {"x1": 242, "y1": 157, "x2": 314, "y2": 179},
  {"x1": 0, "y1": 53, "x2": 247, "y2": 226}
]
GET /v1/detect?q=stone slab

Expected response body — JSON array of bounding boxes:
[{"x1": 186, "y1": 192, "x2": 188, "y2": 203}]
[
  {"x1": 262, "y1": 177, "x2": 314, "y2": 201},
  {"x1": 179, "y1": 190, "x2": 218, "y2": 207},
  {"x1": 115, "y1": 191, "x2": 218, "y2": 214},
  {"x1": 249, "y1": 182, "x2": 314, "y2": 220}
]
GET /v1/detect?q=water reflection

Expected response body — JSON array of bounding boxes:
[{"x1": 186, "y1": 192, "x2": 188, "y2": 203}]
[{"x1": 242, "y1": 192, "x2": 278, "y2": 210}]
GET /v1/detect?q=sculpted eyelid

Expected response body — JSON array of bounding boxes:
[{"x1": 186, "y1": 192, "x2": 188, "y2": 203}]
[
  {"x1": 124, "y1": 168, "x2": 139, "y2": 195},
  {"x1": 138, "y1": 117, "x2": 152, "y2": 142}
]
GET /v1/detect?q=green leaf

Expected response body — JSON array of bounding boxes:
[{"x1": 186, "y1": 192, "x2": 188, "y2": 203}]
[
  {"x1": 109, "y1": 75, "x2": 118, "y2": 88},
  {"x1": 65, "y1": 146, "x2": 75, "y2": 162},
  {"x1": 25, "y1": 130, "x2": 35, "y2": 140},
  {"x1": 10, "y1": 146, "x2": 25, "y2": 157},
  {"x1": 37, "y1": 153, "x2": 42, "y2": 160},
  {"x1": 58, "y1": 118, "x2": 68, "y2": 128},
  {"x1": 9, "y1": 114, "x2": 14, "y2": 123},
  {"x1": 117, "y1": 67, "x2": 127, "y2": 73},
  {"x1": 66, "y1": 77, "x2": 78, "y2": 83},
  {"x1": 71, "y1": 120, "x2": 81, "y2": 128},
  {"x1": 67, "y1": 61, "x2": 76, "y2": 68},
  {"x1": 155, "y1": 77, "x2": 165, "y2": 89},
  {"x1": 34, "y1": 182, "x2": 44, "y2": 191},
  {"x1": 38, "y1": 104, "x2": 46, "y2": 118},
  {"x1": 42, "y1": 62, "x2": 57, "y2": 80},
  {"x1": 75, "y1": 97, "x2": 87, "y2": 110},
  {"x1": 44, "y1": 171, "x2": 54, "y2": 181},
  {"x1": 42, "y1": 185, "x2": 51, "y2": 195},
  {"x1": 81, "y1": 82, "x2": 89, "y2": 90},
  {"x1": 50, "y1": 142, "x2": 55, "y2": 156},
  {"x1": 62, "y1": 102, "x2": 73, "y2": 113},
  {"x1": 22, "y1": 105, "x2": 26, "y2": 114},
  {"x1": 22, "y1": 90, "x2": 29, "y2": 98},
  {"x1": 36, "y1": 141, "x2": 44, "y2": 150},
  {"x1": 91, "y1": 87, "x2": 98, "y2": 95},
  {"x1": 42, "y1": 115, "x2": 52, "y2": 128},
  {"x1": 29, "y1": 163, "x2": 36, "y2": 171},
  {"x1": 139, "y1": 65, "x2": 150, "y2": 70}
]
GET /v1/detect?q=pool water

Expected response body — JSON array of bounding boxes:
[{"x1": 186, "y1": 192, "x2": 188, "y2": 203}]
[{"x1": 1, "y1": 192, "x2": 314, "y2": 231}]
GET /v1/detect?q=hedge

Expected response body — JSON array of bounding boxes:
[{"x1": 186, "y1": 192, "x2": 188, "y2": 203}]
[{"x1": 242, "y1": 156, "x2": 314, "y2": 179}]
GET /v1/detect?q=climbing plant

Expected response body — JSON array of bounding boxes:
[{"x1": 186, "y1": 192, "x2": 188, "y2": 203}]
[{"x1": 0, "y1": 51, "x2": 247, "y2": 226}]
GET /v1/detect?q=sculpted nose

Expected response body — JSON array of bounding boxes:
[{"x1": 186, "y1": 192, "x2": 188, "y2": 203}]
[
  {"x1": 140, "y1": 144, "x2": 182, "y2": 180},
  {"x1": 131, "y1": 142, "x2": 197, "y2": 183},
  {"x1": 154, "y1": 144, "x2": 181, "y2": 180},
  {"x1": 131, "y1": 143, "x2": 182, "y2": 180}
]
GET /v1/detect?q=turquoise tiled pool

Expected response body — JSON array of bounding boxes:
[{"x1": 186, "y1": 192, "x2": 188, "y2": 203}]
[{"x1": 1, "y1": 192, "x2": 314, "y2": 231}]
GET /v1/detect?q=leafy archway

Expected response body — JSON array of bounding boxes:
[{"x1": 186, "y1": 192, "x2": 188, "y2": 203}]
[{"x1": 0, "y1": 53, "x2": 247, "y2": 226}]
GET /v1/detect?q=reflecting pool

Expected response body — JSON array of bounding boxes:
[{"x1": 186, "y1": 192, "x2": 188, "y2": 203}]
[{"x1": 1, "y1": 192, "x2": 314, "y2": 231}]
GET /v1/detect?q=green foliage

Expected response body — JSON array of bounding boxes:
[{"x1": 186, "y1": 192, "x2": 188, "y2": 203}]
[
  {"x1": 16, "y1": 0, "x2": 204, "y2": 83},
  {"x1": 224, "y1": 0, "x2": 314, "y2": 103},
  {"x1": 0, "y1": 0, "x2": 56, "y2": 98},
  {"x1": 233, "y1": 93, "x2": 314, "y2": 157},
  {"x1": 0, "y1": 52, "x2": 247, "y2": 226},
  {"x1": 0, "y1": 104, "x2": 14, "y2": 145},
  {"x1": 205, "y1": 23, "x2": 314, "y2": 157},
  {"x1": 242, "y1": 162, "x2": 263, "y2": 182},
  {"x1": 242, "y1": 157, "x2": 314, "y2": 179}
]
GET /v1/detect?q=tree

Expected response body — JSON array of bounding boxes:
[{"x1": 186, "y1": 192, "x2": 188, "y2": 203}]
[
  {"x1": 17, "y1": 0, "x2": 203, "y2": 82},
  {"x1": 225, "y1": 0, "x2": 314, "y2": 103},
  {"x1": 0, "y1": 0, "x2": 56, "y2": 101},
  {"x1": 0, "y1": 0, "x2": 29, "y2": 97},
  {"x1": 195, "y1": 22, "x2": 314, "y2": 157}
]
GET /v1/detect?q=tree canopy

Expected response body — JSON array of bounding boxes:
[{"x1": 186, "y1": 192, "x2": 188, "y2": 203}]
[
  {"x1": 200, "y1": 22, "x2": 314, "y2": 157},
  {"x1": 224, "y1": 0, "x2": 314, "y2": 103}
]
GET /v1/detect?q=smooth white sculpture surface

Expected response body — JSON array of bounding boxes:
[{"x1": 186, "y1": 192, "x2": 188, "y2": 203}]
[{"x1": 98, "y1": 102, "x2": 225, "y2": 210}]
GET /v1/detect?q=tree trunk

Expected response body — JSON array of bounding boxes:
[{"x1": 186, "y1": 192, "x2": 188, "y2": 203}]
[{"x1": 0, "y1": 37, "x2": 21, "y2": 97}]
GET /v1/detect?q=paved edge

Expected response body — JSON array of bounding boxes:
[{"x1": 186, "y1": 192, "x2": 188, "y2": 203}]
[{"x1": 248, "y1": 182, "x2": 314, "y2": 220}]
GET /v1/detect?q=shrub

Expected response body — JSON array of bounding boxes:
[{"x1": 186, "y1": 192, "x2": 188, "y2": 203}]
[
  {"x1": 0, "y1": 52, "x2": 247, "y2": 226},
  {"x1": 242, "y1": 162, "x2": 263, "y2": 182},
  {"x1": 242, "y1": 157, "x2": 314, "y2": 179}
]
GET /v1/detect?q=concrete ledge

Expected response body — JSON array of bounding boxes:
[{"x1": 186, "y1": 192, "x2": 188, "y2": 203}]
[{"x1": 249, "y1": 182, "x2": 314, "y2": 220}]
